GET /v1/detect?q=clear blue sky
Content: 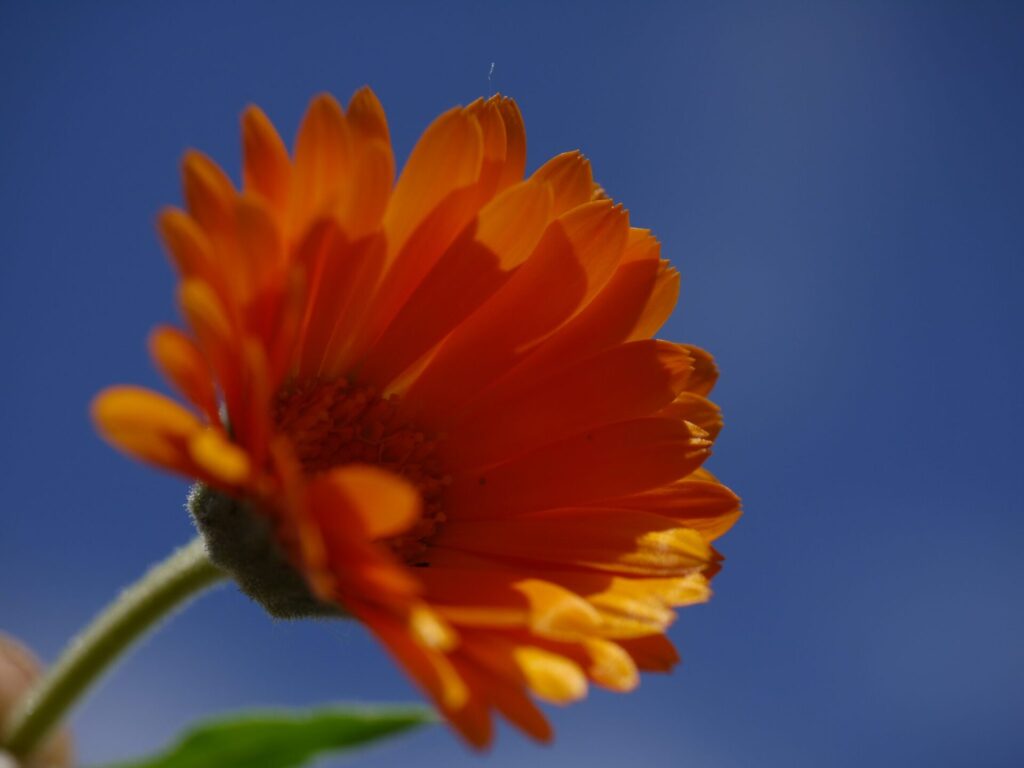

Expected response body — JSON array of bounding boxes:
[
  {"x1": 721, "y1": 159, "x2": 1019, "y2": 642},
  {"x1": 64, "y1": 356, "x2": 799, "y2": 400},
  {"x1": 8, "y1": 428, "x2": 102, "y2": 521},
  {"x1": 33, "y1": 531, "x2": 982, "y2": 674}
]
[{"x1": 2, "y1": 2, "x2": 1022, "y2": 766}]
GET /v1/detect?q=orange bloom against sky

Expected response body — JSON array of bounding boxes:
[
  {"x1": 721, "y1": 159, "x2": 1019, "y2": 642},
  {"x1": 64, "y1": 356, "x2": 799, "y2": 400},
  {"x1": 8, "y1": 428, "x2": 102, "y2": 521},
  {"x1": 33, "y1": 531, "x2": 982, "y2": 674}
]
[{"x1": 91, "y1": 89, "x2": 740, "y2": 747}]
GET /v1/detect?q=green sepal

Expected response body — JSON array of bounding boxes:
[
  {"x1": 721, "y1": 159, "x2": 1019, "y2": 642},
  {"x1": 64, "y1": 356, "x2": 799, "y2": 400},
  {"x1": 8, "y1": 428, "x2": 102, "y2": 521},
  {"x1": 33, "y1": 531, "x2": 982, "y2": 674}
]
[{"x1": 188, "y1": 484, "x2": 343, "y2": 619}]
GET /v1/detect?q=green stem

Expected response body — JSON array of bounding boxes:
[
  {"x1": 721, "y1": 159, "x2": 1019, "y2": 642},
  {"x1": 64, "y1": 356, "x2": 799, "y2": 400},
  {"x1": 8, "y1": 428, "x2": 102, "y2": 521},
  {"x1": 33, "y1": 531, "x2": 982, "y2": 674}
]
[{"x1": 2, "y1": 537, "x2": 226, "y2": 758}]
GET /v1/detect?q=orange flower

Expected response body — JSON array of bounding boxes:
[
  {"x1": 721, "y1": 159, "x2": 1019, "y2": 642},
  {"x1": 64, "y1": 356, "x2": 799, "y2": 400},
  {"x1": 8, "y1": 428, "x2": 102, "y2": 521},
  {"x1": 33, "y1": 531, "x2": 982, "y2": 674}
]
[{"x1": 92, "y1": 89, "x2": 740, "y2": 747}]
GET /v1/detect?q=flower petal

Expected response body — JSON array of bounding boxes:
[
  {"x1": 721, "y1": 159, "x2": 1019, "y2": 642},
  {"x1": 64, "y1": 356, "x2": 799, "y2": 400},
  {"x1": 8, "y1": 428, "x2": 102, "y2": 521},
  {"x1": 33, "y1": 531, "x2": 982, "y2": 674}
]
[
  {"x1": 356, "y1": 604, "x2": 471, "y2": 712},
  {"x1": 92, "y1": 386, "x2": 243, "y2": 489},
  {"x1": 290, "y1": 93, "x2": 351, "y2": 229},
  {"x1": 420, "y1": 568, "x2": 603, "y2": 640},
  {"x1": 359, "y1": 179, "x2": 553, "y2": 387},
  {"x1": 148, "y1": 325, "x2": 220, "y2": 425},
  {"x1": 531, "y1": 151, "x2": 594, "y2": 216},
  {"x1": 599, "y1": 477, "x2": 742, "y2": 542},
  {"x1": 443, "y1": 340, "x2": 694, "y2": 469},
  {"x1": 616, "y1": 634, "x2": 680, "y2": 672},
  {"x1": 346, "y1": 86, "x2": 390, "y2": 144},
  {"x1": 241, "y1": 104, "x2": 291, "y2": 219},
  {"x1": 405, "y1": 200, "x2": 629, "y2": 427},
  {"x1": 182, "y1": 150, "x2": 236, "y2": 241},
  {"x1": 446, "y1": 417, "x2": 712, "y2": 519},
  {"x1": 494, "y1": 96, "x2": 526, "y2": 190},
  {"x1": 679, "y1": 344, "x2": 719, "y2": 396},
  {"x1": 658, "y1": 391, "x2": 723, "y2": 439},
  {"x1": 462, "y1": 637, "x2": 588, "y2": 705},
  {"x1": 478, "y1": 230, "x2": 677, "y2": 401},
  {"x1": 512, "y1": 646, "x2": 587, "y2": 704},
  {"x1": 187, "y1": 429, "x2": 251, "y2": 484},
  {"x1": 433, "y1": 509, "x2": 714, "y2": 576},
  {"x1": 336, "y1": 88, "x2": 395, "y2": 238},
  {"x1": 383, "y1": 107, "x2": 483, "y2": 255},
  {"x1": 321, "y1": 464, "x2": 421, "y2": 540}
]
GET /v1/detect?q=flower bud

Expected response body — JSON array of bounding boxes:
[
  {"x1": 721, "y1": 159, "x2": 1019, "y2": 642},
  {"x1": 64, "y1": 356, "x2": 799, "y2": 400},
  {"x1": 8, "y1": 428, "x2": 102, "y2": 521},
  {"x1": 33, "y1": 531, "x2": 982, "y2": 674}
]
[{"x1": 0, "y1": 634, "x2": 74, "y2": 768}]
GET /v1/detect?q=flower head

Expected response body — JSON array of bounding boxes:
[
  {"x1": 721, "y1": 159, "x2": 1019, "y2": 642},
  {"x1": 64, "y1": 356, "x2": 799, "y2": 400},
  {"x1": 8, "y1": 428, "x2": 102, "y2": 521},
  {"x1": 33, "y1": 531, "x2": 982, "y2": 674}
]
[{"x1": 93, "y1": 89, "x2": 740, "y2": 747}]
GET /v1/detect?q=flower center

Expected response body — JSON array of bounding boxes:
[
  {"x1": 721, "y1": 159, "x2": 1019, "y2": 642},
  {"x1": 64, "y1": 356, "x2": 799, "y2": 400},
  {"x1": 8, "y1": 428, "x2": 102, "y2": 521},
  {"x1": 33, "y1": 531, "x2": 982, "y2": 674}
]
[{"x1": 272, "y1": 378, "x2": 449, "y2": 562}]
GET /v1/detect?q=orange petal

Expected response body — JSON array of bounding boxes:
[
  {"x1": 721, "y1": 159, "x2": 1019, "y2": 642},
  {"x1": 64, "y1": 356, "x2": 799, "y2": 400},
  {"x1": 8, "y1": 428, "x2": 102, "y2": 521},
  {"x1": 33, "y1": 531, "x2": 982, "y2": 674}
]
[
  {"x1": 420, "y1": 568, "x2": 603, "y2": 639},
  {"x1": 320, "y1": 464, "x2": 421, "y2": 540},
  {"x1": 187, "y1": 428, "x2": 251, "y2": 484},
  {"x1": 234, "y1": 193, "x2": 285, "y2": 303},
  {"x1": 444, "y1": 693, "x2": 494, "y2": 750},
  {"x1": 482, "y1": 672, "x2": 552, "y2": 743},
  {"x1": 616, "y1": 634, "x2": 680, "y2": 672},
  {"x1": 358, "y1": 179, "x2": 553, "y2": 388},
  {"x1": 355, "y1": 604, "x2": 473, "y2": 723},
  {"x1": 290, "y1": 219, "x2": 353, "y2": 374},
  {"x1": 409, "y1": 604, "x2": 458, "y2": 651},
  {"x1": 177, "y1": 279, "x2": 242, "y2": 416},
  {"x1": 158, "y1": 207, "x2": 211, "y2": 278},
  {"x1": 350, "y1": 186, "x2": 489, "y2": 370},
  {"x1": 576, "y1": 638, "x2": 639, "y2": 692},
  {"x1": 336, "y1": 137, "x2": 394, "y2": 238},
  {"x1": 235, "y1": 338, "x2": 274, "y2": 469},
  {"x1": 148, "y1": 325, "x2": 220, "y2": 425},
  {"x1": 443, "y1": 340, "x2": 693, "y2": 469},
  {"x1": 291, "y1": 223, "x2": 383, "y2": 378},
  {"x1": 91, "y1": 386, "x2": 238, "y2": 486},
  {"x1": 157, "y1": 208, "x2": 229, "y2": 305},
  {"x1": 628, "y1": 259, "x2": 679, "y2": 341},
  {"x1": 383, "y1": 107, "x2": 483, "y2": 255},
  {"x1": 289, "y1": 94, "x2": 351, "y2": 230},
  {"x1": 359, "y1": 604, "x2": 470, "y2": 709},
  {"x1": 512, "y1": 646, "x2": 587, "y2": 704},
  {"x1": 680, "y1": 344, "x2": 719, "y2": 396},
  {"x1": 304, "y1": 475, "x2": 421, "y2": 603},
  {"x1": 337, "y1": 89, "x2": 394, "y2": 237},
  {"x1": 658, "y1": 391, "x2": 723, "y2": 440},
  {"x1": 531, "y1": 151, "x2": 595, "y2": 216},
  {"x1": 241, "y1": 105, "x2": 291, "y2": 219},
  {"x1": 480, "y1": 233, "x2": 674, "y2": 401},
  {"x1": 181, "y1": 150, "x2": 236, "y2": 239},
  {"x1": 432, "y1": 509, "x2": 714, "y2": 577},
  {"x1": 494, "y1": 96, "x2": 526, "y2": 191},
  {"x1": 93, "y1": 385, "x2": 200, "y2": 440},
  {"x1": 351, "y1": 106, "x2": 494, "y2": 351},
  {"x1": 346, "y1": 86, "x2": 391, "y2": 144},
  {"x1": 609, "y1": 476, "x2": 740, "y2": 514},
  {"x1": 462, "y1": 636, "x2": 588, "y2": 705},
  {"x1": 465, "y1": 97, "x2": 509, "y2": 201},
  {"x1": 179, "y1": 278, "x2": 234, "y2": 345},
  {"x1": 531, "y1": 568, "x2": 710, "y2": 636},
  {"x1": 448, "y1": 647, "x2": 550, "y2": 744},
  {"x1": 562, "y1": 572, "x2": 709, "y2": 637},
  {"x1": 404, "y1": 200, "x2": 629, "y2": 427},
  {"x1": 421, "y1": 553, "x2": 710, "y2": 638},
  {"x1": 266, "y1": 436, "x2": 334, "y2": 598},
  {"x1": 445, "y1": 417, "x2": 711, "y2": 519},
  {"x1": 600, "y1": 477, "x2": 742, "y2": 542}
]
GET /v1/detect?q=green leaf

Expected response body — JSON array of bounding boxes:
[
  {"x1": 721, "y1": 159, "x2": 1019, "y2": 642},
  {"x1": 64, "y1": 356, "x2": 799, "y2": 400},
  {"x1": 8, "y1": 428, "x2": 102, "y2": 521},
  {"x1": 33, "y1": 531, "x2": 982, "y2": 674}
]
[{"x1": 95, "y1": 704, "x2": 435, "y2": 768}]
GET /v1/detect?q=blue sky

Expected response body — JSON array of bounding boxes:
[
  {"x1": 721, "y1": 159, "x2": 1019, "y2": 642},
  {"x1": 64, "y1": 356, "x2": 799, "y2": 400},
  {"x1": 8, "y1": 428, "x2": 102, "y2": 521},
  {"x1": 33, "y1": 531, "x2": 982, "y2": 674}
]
[{"x1": 2, "y1": 2, "x2": 1022, "y2": 766}]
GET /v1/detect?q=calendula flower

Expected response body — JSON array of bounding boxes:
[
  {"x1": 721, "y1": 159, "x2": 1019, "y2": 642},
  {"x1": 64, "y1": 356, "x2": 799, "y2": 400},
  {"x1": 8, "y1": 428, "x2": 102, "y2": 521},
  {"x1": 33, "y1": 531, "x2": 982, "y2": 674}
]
[{"x1": 92, "y1": 88, "x2": 740, "y2": 747}]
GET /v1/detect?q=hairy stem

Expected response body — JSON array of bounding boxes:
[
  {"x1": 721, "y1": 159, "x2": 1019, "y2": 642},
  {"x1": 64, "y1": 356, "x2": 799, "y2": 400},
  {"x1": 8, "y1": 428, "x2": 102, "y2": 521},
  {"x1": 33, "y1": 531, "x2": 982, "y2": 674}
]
[{"x1": 2, "y1": 537, "x2": 226, "y2": 758}]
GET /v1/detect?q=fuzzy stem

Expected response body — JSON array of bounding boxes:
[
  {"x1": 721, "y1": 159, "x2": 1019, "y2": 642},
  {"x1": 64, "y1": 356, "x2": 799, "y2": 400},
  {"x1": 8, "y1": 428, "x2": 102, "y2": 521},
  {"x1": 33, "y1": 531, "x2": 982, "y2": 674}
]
[{"x1": 2, "y1": 537, "x2": 226, "y2": 758}]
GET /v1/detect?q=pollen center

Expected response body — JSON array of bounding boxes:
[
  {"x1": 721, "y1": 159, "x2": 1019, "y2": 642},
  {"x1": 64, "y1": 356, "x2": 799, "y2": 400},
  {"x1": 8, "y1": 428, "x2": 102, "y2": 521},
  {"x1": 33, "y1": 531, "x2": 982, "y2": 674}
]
[{"x1": 273, "y1": 378, "x2": 448, "y2": 561}]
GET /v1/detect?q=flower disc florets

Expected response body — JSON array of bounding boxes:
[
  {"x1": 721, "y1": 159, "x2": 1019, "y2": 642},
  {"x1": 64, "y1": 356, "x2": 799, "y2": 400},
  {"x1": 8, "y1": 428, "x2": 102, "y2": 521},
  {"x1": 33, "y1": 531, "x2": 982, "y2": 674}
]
[{"x1": 273, "y1": 378, "x2": 450, "y2": 562}]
